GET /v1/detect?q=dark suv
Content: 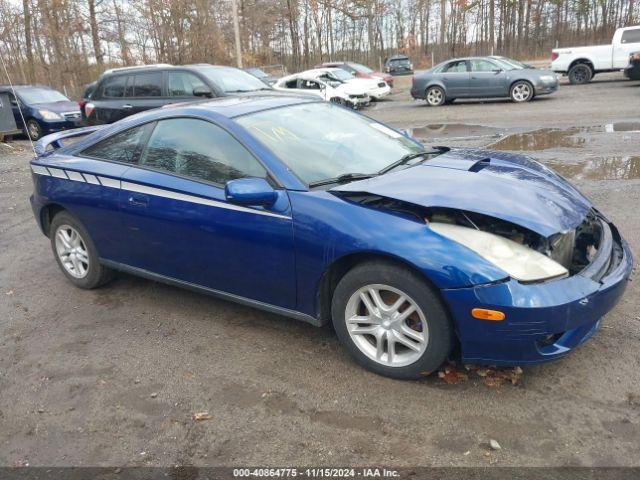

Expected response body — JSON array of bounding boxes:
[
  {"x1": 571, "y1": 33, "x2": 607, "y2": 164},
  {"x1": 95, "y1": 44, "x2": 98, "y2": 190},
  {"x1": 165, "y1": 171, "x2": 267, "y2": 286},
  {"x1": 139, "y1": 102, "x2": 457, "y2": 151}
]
[
  {"x1": 383, "y1": 55, "x2": 414, "y2": 75},
  {"x1": 86, "y1": 64, "x2": 273, "y2": 125}
]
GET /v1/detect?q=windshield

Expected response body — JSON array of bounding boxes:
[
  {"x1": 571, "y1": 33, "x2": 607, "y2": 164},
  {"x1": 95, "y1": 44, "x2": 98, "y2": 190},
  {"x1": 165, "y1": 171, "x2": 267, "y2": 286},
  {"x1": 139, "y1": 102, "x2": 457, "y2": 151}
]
[
  {"x1": 247, "y1": 68, "x2": 268, "y2": 78},
  {"x1": 492, "y1": 57, "x2": 524, "y2": 70},
  {"x1": 193, "y1": 66, "x2": 270, "y2": 92},
  {"x1": 350, "y1": 63, "x2": 374, "y2": 74},
  {"x1": 19, "y1": 88, "x2": 69, "y2": 104},
  {"x1": 327, "y1": 69, "x2": 354, "y2": 82},
  {"x1": 236, "y1": 102, "x2": 424, "y2": 185}
]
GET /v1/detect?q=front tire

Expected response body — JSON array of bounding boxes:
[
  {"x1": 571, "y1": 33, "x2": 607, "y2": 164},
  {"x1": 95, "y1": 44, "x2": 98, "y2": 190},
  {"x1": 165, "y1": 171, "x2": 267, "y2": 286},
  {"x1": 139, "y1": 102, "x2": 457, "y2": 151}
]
[
  {"x1": 26, "y1": 119, "x2": 42, "y2": 140},
  {"x1": 331, "y1": 261, "x2": 453, "y2": 379},
  {"x1": 425, "y1": 86, "x2": 446, "y2": 106},
  {"x1": 510, "y1": 81, "x2": 534, "y2": 102},
  {"x1": 568, "y1": 64, "x2": 593, "y2": 85},
  {"x1": 50, "y1": 211, "x2": 114, "y2": 289}
]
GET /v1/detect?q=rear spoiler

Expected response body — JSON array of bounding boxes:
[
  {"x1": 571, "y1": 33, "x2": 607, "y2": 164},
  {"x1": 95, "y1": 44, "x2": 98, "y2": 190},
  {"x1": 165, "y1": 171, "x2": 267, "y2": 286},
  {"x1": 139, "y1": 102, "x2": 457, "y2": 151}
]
[{"x1": 34, "y1": 125, "x2": 105, "y2": 156}]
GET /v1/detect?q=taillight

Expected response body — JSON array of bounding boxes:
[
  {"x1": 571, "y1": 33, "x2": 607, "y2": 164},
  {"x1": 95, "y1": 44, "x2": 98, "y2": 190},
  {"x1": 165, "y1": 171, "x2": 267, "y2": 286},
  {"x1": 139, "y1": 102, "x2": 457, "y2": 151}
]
[
  {"x1": 78, "y1": 100, "x2": 85, "y2": 109},
  {"x1": 84, "y1": 102, "x2": 95, "y2": 118},
  {"x1": 551, "y1": 52, "x2": 559, "y2": 61},
  {"x1": 411, "y1": 76, "x2": 415, "y2": 84}
]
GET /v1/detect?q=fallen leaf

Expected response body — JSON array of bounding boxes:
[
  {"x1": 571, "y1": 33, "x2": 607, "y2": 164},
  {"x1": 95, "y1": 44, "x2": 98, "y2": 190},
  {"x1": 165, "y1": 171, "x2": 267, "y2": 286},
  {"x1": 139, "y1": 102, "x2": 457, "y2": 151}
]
[{"x1": 192, "y1": 411, "x2": 212, "y2": 421}]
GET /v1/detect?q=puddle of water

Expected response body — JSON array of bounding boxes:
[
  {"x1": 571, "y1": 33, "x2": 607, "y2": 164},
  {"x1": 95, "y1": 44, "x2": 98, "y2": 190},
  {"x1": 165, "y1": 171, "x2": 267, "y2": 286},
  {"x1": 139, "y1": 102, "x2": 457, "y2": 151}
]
[
  {"x1": 488, "y1": 127, "x2": 597, "y2": 151},
  {"x1": 408, "y1": 123, "x2": 503, "y2": 140},
  {"x1": 605, "y1": 121, "x2": 640, "y2": 133},
  {"x1": 546, "y1": 156, "x2": 640, "y2": 180}
]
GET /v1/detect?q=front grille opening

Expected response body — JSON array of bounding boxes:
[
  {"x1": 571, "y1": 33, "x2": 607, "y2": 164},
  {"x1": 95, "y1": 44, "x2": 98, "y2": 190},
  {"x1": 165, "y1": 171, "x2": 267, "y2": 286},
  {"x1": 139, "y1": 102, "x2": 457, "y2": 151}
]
[{"x1": 537, "y1": 332, "x2": 564, "y2": 348}]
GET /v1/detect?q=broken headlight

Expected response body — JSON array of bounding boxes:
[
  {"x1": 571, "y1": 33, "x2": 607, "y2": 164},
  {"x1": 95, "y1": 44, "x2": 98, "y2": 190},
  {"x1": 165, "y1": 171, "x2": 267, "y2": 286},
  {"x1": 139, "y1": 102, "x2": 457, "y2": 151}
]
[{"x1": 430, "y1": 223, "x2": 569, "y2": 282}]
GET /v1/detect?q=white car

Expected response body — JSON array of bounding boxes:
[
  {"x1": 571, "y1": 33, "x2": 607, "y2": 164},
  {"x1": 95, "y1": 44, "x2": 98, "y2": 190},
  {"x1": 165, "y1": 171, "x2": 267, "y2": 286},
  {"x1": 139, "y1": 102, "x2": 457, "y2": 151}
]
[
  {"x1": 304, "y1": 67, "x2": 391, "y2": 101},
  {"x1": 551, "y1": 25, "x2": 640, "y2": 84},
  {"x1": 273, "y1": 73, "x2": 370, "y2": 109}
]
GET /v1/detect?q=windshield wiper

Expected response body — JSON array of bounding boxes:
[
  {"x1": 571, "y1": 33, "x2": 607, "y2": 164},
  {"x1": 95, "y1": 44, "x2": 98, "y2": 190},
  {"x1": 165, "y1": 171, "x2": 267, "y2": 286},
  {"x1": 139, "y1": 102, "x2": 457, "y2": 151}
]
[
  {"x1": 378, "y1": 150, "x2": 432, "y2": 174},
  {"x1": 309, "y1": 172, "x2": 376, "y2": 188}
]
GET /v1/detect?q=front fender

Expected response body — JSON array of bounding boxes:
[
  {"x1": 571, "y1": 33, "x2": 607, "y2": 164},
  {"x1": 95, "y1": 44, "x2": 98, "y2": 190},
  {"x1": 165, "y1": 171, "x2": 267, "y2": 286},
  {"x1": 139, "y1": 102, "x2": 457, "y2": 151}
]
[{"x1": 289, "y1": 190, "x2": 508, "y2": 317}]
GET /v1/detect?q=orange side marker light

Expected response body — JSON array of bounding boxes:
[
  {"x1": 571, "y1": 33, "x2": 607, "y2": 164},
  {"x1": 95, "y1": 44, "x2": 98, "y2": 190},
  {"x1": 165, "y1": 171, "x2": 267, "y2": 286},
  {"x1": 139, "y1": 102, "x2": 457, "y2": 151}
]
[{"x1": 471, "y1": 308, "x2": 505, "y2": 321}]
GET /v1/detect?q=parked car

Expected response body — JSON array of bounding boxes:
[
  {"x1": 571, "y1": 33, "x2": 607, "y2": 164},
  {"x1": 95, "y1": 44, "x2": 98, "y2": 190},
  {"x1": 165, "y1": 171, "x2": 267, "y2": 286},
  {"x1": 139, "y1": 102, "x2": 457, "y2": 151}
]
[
  {"x1": 30, "y1": 95, "x2": 632, "y2": 379},
  {"x1": 384, "y1": 54, "x2": 413, "y2": 75},
  {"x1": 624, "y1": 51, "x2": 640, "y2": 80},
  {"x1": 551, "y1": 25, "x2": 640, "y2": 84},
  {"x1": 302, "y1": 67, "x2": 391, "y2": 100},
  {"x1": 316, "y1": 61, "x2": 394, "y2": 88},
  {"x1": 244, "y1": 67, "x2": 279, "y2": 86},
  {"x1": 411, "y1": 56, "x2": 558, "y2": 106},
  {"x1": 0, "y1": 85, "x2": 81, "y2": 140},
  {"x1": 85, "y1": 64, "x2": 273, "y2": 125},
  {"x1": 79, "y1": 81, "x2": 96, "y2": 122},
  {"x1": 273, "y1": 73, "x2": 370, "y2": 108}
]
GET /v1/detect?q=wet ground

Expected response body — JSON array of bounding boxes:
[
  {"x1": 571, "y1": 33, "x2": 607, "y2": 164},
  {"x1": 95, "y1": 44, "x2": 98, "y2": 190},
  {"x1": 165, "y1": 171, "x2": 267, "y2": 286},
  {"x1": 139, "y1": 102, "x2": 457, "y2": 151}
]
[{"x1": 1, "y1": 72, "x2": 639, "y2": 468}]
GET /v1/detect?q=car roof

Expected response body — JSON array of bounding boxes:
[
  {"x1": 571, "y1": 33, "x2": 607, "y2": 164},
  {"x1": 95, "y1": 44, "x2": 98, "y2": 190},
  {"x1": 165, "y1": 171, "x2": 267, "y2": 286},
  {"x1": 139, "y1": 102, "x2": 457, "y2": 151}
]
[
  {"x1": 99, "y1": 63, "x2": 241, "y2": 78},
  {"x1": 0, "y1": 84, "x2": 54, "y2": 91},
  {"x1": 147, "y1": 93, "x2": 320, "y2": 119}
]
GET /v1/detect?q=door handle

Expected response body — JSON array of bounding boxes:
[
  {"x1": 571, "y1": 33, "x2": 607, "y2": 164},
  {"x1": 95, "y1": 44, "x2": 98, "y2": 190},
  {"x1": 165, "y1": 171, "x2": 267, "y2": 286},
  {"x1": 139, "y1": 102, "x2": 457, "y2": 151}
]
[
  {"x1": 128, "y1": 193, "x2": 149, "y2": 206},
  {"x1": 122, "y1": 104, "x2": 133, "y2": 109}
]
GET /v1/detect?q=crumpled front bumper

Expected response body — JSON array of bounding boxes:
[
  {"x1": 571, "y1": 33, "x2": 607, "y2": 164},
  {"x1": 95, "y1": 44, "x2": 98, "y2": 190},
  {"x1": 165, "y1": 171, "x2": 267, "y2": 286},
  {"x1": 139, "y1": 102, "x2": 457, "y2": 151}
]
[{"x1": 440, "y1": 222, "x2": 633, "y2": 365}]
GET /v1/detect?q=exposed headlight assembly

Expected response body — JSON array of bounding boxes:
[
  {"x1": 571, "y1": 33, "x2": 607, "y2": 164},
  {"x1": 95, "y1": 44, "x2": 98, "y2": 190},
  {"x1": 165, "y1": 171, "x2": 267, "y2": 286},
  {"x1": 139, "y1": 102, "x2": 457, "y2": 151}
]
[
  {"x1": 430, "y1": 223, "x2": 568, "y2": 282},
  {"x1": 39, "y1": 110, "x2": 63, "y2": 120}
]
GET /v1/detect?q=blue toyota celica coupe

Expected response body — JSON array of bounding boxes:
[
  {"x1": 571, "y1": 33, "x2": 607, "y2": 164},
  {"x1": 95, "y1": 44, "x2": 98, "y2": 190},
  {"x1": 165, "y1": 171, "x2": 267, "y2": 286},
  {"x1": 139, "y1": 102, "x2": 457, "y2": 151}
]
[{"x1": 29, "y1": 94, "x2": 632, "y2": 379}]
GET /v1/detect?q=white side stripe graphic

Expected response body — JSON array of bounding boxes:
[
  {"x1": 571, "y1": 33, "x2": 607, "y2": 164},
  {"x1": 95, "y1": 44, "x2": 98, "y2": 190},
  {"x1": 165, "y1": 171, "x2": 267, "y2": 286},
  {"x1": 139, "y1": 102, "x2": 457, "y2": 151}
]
[{"x1": 30, "y1": 165, "x2": 290, "y2": 220}]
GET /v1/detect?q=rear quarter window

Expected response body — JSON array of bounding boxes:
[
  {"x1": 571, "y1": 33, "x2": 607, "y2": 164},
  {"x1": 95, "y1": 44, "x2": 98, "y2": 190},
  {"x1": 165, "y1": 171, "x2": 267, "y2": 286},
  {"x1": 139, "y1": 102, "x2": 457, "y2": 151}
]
[{"x1": 81, "y1": 124, "x2": 151, "y2": 164}]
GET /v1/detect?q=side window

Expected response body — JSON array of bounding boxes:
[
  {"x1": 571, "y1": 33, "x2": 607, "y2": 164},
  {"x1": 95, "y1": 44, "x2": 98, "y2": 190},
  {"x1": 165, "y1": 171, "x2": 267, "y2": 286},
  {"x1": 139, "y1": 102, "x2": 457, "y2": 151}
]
[
  {"x1": 443, "y1": 61, "x2": 468, "y2": 73},
  {"x1": 167, "y1": 72, "x2": 207, "y2": 96},
  {"x1": 621, "y1": 28, "x2": 640, "y2": 44},
  {"x1": 284, "y1": 78, "x2": 298, "y2": 88},
  {"x1": 102, "y1": 76, "x2": 127, "y2": 98},
  {"x1": 81, "y1": 124, "x2": 149, "y2": 163},
  {"x1": 128, "y1": 72, "x2": 163, "y2": 97},
  {"x1": 139, "y1": 118, "x2": 267, "y2": 185},
  {"x1": 298, "y1": 79, "x2": 321, "y2": 90},
  {"x1": 470, "y1": 59, "x2": 498, "y2": 72}
]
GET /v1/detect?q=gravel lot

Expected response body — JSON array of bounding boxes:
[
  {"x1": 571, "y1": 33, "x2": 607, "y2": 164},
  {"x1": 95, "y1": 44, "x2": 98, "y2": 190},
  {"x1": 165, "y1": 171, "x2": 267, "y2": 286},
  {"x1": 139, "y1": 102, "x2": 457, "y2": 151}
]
[{"x1": 1, "y1": 72, "x2": 639, "y2": 468}]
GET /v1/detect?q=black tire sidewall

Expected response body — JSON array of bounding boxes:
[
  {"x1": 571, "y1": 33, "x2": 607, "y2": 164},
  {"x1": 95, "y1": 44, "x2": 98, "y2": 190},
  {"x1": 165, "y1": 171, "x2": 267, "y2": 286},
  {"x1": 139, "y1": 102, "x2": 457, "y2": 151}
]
[
  {"x1": 49, "y1": 211, "x2": 109, "y2": 289},
  {"x1": 569, "y1": 64, "x2": 592, "y2": 85},
  {"x1": 26, "y1": 119, "x2": 42, "y2": 140},
  {"x1": 331, "y1": 261, "x2": 453, "y2": 379},
  {"x1": 426, "y1": 86, "x2": 445, "y2": 106}
]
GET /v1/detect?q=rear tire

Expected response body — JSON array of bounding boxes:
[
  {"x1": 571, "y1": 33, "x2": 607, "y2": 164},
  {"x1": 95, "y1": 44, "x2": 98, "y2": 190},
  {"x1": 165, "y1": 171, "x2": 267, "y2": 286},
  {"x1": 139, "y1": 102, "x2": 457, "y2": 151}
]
[
  {"x1": 331, "y1": 261, "x2": 453, "y2": 379},
  {"x1": 568, "y1": 64, "x2": 593, "y2": 85},
  {"x1": 49, "y1": 211, "x2": 114, "y2": 289},
  {"x1": 425, "y1": 86, "x2": 446, "y2": 106}
]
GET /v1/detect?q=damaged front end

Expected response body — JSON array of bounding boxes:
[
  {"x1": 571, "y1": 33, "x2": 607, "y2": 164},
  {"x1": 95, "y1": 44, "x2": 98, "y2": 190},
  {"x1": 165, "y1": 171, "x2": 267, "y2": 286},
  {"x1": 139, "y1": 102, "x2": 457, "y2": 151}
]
[{"x1": 336, "y1": 191, "x2": 620, "y2": 285}]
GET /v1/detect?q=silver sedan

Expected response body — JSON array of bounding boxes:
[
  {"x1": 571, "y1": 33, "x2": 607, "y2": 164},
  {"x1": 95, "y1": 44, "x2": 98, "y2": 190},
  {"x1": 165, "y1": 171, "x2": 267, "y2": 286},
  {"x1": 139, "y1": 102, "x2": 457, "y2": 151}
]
[{"x1": 411, "y1": 56, "x2": 559, "y2": 106}]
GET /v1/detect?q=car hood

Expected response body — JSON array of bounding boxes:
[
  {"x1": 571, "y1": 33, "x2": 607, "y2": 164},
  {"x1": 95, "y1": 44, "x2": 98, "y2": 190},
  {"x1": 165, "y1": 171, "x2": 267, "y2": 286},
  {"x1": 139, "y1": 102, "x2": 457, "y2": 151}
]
[
  {"x1": 33, "y1": 101, "x2": 80, "y2": 114},
  {"x1": 332, "y1": 148, "x2": 593, "y2": 238}
]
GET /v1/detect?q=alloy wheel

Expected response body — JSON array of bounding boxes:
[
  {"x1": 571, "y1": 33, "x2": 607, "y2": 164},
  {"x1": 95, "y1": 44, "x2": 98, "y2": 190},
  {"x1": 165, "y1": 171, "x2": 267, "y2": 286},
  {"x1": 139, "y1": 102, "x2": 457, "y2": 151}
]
[
  {"x1": 512, "y1": 83, "x2": 532, "y2": 102},
  {"x1": 345, "y1": 284, "x2": 428, "y2": 367},
  {"x1": 427, "y1": 88, "x2": 444, "y2": 106},
  {"x1": 55, "y1": 225, "x2": 90, "y2": 278},
  {"x1": 27, "y1": 121, "x2": 40, "y2": 140}
]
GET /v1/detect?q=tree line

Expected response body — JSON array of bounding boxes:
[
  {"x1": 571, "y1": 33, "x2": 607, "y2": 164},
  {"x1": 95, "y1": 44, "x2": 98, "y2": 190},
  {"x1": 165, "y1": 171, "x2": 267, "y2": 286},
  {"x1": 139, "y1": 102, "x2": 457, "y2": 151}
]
[{"x1": 0, "y1": 0, "x2": 636, "y2": 97}]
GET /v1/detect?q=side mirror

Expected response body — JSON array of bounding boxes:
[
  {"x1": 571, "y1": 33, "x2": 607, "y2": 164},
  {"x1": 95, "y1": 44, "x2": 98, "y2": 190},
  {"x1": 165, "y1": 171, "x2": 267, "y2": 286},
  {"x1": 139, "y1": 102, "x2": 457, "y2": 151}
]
[
  {"x1": 225, "y1": 178, "x2": 276, "y2": 207},
  {"x1": 193, "y1": 85, "x2": 213, "y2": 98}
]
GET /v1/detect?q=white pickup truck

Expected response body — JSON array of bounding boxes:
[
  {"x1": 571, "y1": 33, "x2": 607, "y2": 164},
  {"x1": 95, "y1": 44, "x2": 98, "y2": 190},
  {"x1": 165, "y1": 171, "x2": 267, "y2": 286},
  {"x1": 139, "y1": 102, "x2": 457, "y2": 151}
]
[{"x1": 551, "y1": 26, "x2": 640, "y2": 84}]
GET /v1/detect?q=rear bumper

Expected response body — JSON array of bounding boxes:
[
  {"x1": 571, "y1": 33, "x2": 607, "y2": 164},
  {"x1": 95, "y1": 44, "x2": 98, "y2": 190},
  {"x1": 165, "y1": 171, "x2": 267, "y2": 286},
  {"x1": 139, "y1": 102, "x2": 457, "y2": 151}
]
[{"x1": 441, "y1": 223, "x2": 633, "y2": 365}]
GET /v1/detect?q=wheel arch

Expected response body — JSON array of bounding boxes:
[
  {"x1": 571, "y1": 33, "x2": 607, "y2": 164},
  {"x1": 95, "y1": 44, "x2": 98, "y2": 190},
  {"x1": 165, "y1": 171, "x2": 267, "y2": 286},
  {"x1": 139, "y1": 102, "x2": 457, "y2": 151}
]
[
  {"x1": 568, "y1": 58, "x2": 595, "y2": 74},
  {"x1": 315, "y1": 251, "x2": 452, "y2": 327},
  {"x1": 39, "y1": 202, "x2": 68, "y2": 237}
]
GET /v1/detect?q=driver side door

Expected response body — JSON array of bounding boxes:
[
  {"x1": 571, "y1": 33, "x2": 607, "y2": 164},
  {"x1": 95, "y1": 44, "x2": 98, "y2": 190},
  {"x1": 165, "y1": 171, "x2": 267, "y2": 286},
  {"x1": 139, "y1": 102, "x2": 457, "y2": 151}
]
[
  {"x1": 118, "y1": 117, "x2": 297, "y2": 309},
  {"x1": 468, "y1": 59, "x2": 508, "y2": 97}
]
